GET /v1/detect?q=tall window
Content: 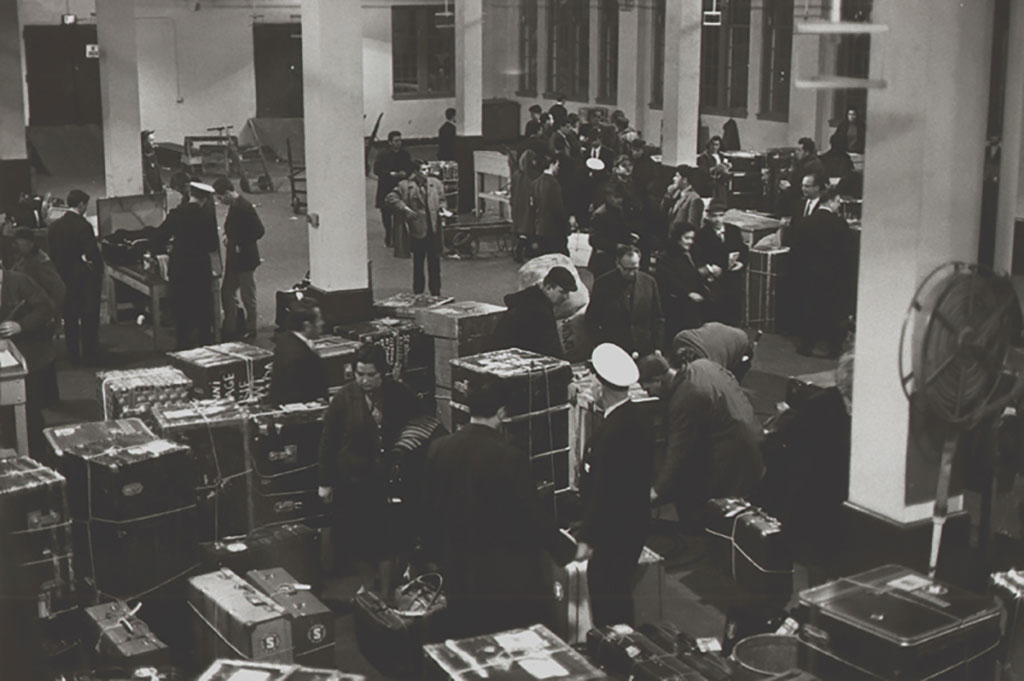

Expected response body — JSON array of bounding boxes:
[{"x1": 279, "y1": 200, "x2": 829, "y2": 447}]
[
  {"x1": 759, "y1": 0, "x2": 793, "y2": 121},
  {"x1": 392, "y1": 5, "x2": 455, "y2": 98},
  {"x1": 546, "y1": 0, "x2": 589, "y2": 101},
  {"x1": 699, "y1": 0, "x2": 751, "y2": 116},
  {"x1": 518, "y1": 0, "x2": 538, "y2": 96},
  {"x1": 650, "y1": 0, "x2": 666, "y2": 109},
  {"x1": 597, "y1": 0, "x2": 619, "y2": 103},
  {"x1": 832, "y1": 0, "x2": 872, "y2": 121}
]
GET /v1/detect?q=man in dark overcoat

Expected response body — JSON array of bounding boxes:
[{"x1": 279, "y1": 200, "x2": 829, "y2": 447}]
[
  {"x1": 494, "y1": 266, "x2": 576, "y2": 359},
  {"x1": 47, "y1": 189, "x2": 102, "y2": 364},
  {"x1": 269, "y1": 300, "x2": 328, "y2": 405},
  {"x1": 422, "y1": 381, "x2": 573, "y2": 638},
  {"x1": 586, "y1": 244, "x2": 664, "y2": 357},
  {"x1": 214, "y1": 176, "x2": 265, "y2": 340},
  {"x1": 317, "y1": 344, "x2": 421, "y2": 593},
  {"x1": 575, "y1": 344, "x2": 653, "y2": 626},
  {"x1": 532, "y1": 156, "x2": 575, "y2": 256},
  {"x1": 373, "y1": 130, "x2": 413, "y2": 247},
  {"x1": 695, "y1": 200, "x2": 748, "y2": 326}
]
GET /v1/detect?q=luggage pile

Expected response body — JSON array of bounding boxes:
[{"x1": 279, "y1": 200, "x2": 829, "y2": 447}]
[
  {"x1": 337, "y1": 317, "x2": 435, "y2": 402},
  {"x1": 169, "y1": 342, "x2": 274, "y2": 404}
]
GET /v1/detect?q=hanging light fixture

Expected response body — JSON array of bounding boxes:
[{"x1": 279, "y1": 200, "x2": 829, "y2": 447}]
[
  {"x1": 435, "y1": 0, "x2": 454, "y2": 29},
  {"x1": 703, "y1": 0, "x2": 722, "y2": 27}
]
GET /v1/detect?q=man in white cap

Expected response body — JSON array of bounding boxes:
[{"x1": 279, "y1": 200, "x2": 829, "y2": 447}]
[
  {"x1": 155, "y1": 181, "x2": 220, "y2": 349},
  {"x1": 574, "y1": 343, "x2": 654, "y2": 626}
]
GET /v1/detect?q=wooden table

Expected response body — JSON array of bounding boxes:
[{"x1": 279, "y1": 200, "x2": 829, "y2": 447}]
[
  {"x1": 107, "y1": 264, "x2": 222, "y2": 350},
  {"x1": 0, "y1": 340, "x2": 29, "y2": 457}
]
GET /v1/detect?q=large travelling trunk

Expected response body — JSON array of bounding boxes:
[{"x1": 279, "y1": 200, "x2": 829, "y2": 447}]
[
  {"x1": 414, "y1": 301, "x2": 505, "y2": 390},
  {"x1": 306, "y1": 336, "x2": 362, "y2": 393},
  {"x1": 247, "y1": 568, "x2": 334, "y2": 668},
  {"x1": 374, "y1": 292, "x2": 454, "y2": 319},
  {"x1": 795, "y1": 565, "x2": 1001, "y2": 680},
  {"x1": 83, "y1": 600, "x2": 171, "y2": 668},
  {"x1": 43, "y1": 418, "x2": 156, "y2": 472},
  {"x1": 705, "y1": 497, "x2": 793, "y2": 602},
  {"x1": 336, "y1": 317, "x2": 430, "y2": 380},
  {"x1": 188, "y1": 568, "x2": 294, "y2": 666},
  {"x1": 152, "y1": 400, "x2": 252, "y2": 541},
  {"x1": 450, "y1": 348, "x2": 571, "y2": 416},
  {"x1": 168, "y1": 342, "x2": 274, "y2": 404},
  {"x1": 0, "y1": 456, "x2": 75, "y2": 617},
  {"x1": 95, "y1": 367, "x2": 194, "y2": 422},
  {"x1": 197, "y1": 659, "x2": 365, "y2": 681},
  {"x1": 425, "y1": 624, "x2": 606, "y2": 681},
  {"x1": 198, "y1": 522, "x2": 322, "y2": 593},
  {"x1": 744, "y1": 247, "x2": 789, "y2": 333}
]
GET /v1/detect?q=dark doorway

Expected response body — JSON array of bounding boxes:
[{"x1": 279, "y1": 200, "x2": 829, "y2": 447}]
[
  {"x1": 253, "y1": 23, "x2": 304, "y2": 118},
  {"x1": 24, "y1": 25, "x2": 102, "y2": 126}
]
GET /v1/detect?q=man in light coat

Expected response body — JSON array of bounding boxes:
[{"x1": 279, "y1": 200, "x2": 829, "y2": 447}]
[{"x1": 386, "y1": 159, "x2": 447, "y2": 296}]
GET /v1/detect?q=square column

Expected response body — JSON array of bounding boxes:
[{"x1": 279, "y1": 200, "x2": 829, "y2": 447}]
[
  {"x1": 96, "y1": 0, "x2": 143, "y2": 197},
  {"x1": 849, "y1": 0, "x2": 994, "y2": 525},
  {"x1": 660, "y1": 1, "x2": 702, "y2": 166},
  {"x1": 995, "y1": 0, "x2": 1024, "y2": 274},
  {"x1": 456, "y1": 0, "x2": 483, "y2": 137},
  {"x1": 0, "y1": 0, "x2": 29, "y2": 212},
  {"x1": 301, "y1": 0, "x2": 370, "y2": 309}
]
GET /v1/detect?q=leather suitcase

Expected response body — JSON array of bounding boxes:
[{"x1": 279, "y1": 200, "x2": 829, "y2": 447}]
[
  {"x1": 168, "y1": 342, "x2": 274, "y2": 404},
  {"x1": 450, "y1": 349, "x2": 572, "y2": 417},
  {"x1": 249, "y1": 403, "x2": 327, "y2": 477},
  {"x1": 425, "y1": 624, "x2": 605, "y2": 681},
  {"x1": 199, "y1": 523, "x2": 322, "y2": 593},
  {"x1": 352, "y1": 586, "x2": 424, "y2": 677},
  {"x1": 197, "y1": 659, "x2": 365, "y2": 681},
  {"x1": 247, "y1": 567, "x2": 335, "y2": 667},
  {"x1": 0, "y1": 456, "x2": 75, "y2": 617},
  {"x1": 548, "y1": 530, "x2": 591, "y2": 645},
  {"x1": 796, "y1": 565, "x2": 1001, "y2": 681},
  {"x1": 83, "y1": 601, "x2": 171, "y2": 668},
  {"x1": 705, "y1": 498, "x2": 792, "y2": 601},
  {"x1": 188, "y1": 568, "x2": 293, "y2": 665}
]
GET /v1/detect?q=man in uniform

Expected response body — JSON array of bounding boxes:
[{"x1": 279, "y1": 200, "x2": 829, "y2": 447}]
[
  {"x1": 422, "y1": 381, "x2": 573, "y2": 638},
  {"x1": 373, "y1": 131, "x2": 413, "y2": 247},
  {"x1": 575, "y1": 344, "x2": 653, "y2": 626},
  {"x1": 214, "y1": 176, "x2": 265, "y2": 340},
  {"x1": 638, "y1": 352, "x2": 764, "y2": 530},
  {"x1": 494, "y1": 266, "x2": 577, "y2": 358},
  {"x1": 47, "y1": 189, "x2": 102, "y2": 365},
  {"x1": 157, "y1": 182, "x2": 220, "y2": 350}
]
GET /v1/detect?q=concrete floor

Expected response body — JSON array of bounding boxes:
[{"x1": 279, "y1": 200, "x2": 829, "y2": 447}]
[{"x1": 25, "y1": 152, "x2": 837, "y2": 677}]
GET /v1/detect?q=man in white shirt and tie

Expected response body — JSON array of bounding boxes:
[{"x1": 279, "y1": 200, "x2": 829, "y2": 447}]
[{"x1": 780, "y1": 171, "x2": 826, "y2": 238}]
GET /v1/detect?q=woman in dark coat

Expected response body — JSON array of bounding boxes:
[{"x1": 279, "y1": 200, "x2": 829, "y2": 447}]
[
  {"x1": 317, "y1": 344, "x2": 421, "y2": 593},
  {"x1": 655, "y1": 221, "x2": 710, "y2": 344}
]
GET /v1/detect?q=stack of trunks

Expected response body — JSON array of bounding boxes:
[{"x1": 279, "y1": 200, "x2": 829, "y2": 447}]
[
  {"x1": 450, "y1": 348, "x2": 572, "y2": 522},
  {"x1": 414, "y1": 301, "x2": 506, "y2": 430}
]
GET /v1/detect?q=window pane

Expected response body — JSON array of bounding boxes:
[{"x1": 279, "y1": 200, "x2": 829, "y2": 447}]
[
  {"x1": 760, "y1": 0, "x2": 793, "y2": 118},
  {"x1": 651, "y1": 0, "x2": 665, "y2": 108},
  {"x1": 519, "y1": 0, "x2": 538, "y2": 94},
  {"x1": 700, "y1": 0, "x2": 750, "y2": 114},
  {"x1": 392, "y1": 8, "x2": 419, "y2": 95},
  {"x1": 548, "y1": 0, "x2": 589, "y2": 100},
  {"x1": 391, "y1": 6, "x2": 454, "y2": 98},
  {"x1": 599, "y1": 0, "x2": 618, "y2": 100},
  {"x1": 427, "y1": 8, "x2": 455, "y2": 94}
]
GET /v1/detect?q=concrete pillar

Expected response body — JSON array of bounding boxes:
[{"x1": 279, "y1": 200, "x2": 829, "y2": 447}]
[
  {"x1": 849, "y1": 0, "x2": 994, "y2": 525},
  {"x1": 95, "y1": 0, "x2": 143, "y2": 197},
  {"x1": 0, "y1": 0, "x2": 29, "y2": 213},
  {"x1": 995, "y1": 0, "x2": 1024, "y2": 274},
  {"x1": 616, "y1": 5, "x2": 642, "y2": 131},
  {"x1": 661, "y1": 0, "x2": 702, "y2": 166},
  {"x1": 456, "y1": 0, "x2": 483, "y2": 136},
  {"x1": 301, "y1": 0, "x2": 370, "y2": 314}
]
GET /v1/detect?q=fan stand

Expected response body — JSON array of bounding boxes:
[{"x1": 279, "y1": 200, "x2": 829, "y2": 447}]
[{"x1": 929, "y1": 435, "x2": 959, "y2": 577}]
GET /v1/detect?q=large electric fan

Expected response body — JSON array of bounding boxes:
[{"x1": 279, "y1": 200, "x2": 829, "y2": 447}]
[{"x1": 899, "y1": 262, "x2": 1024, "y2": 576}]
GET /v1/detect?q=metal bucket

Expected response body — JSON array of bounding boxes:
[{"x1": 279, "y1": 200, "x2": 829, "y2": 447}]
[{"x1": 730, "y1": 634, "x2": 799, "y2": 680}]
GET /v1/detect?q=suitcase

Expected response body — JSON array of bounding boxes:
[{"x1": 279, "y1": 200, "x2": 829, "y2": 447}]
[
  {"x1": 197, "y1": 659, "x2": 365, "y2": 681},
  {"x1": 0, "y1": 456, "x2": 75, "y2": 617},
  {"x1": 168, "y1": 342, "x2": 274, "y2": 404},
  {"x1": 796, "y1": 565, "x2": 1002, "y2": 681},
  {"x1": 199, "y1": 523, "x2": 322, "y2": 593},
  {"x1": 352, "y1": 586, "x2": 426, "y2": 677},
  {"x1": 83, "y1": 601, "x2": 171, "y2": 668},
  {"x1": 450, "y1": 349, "x2": 572, "y2": 417},
  {"x1": 249, "y1": 403, "x2": 327, "y2": 477},
  {"x1": 705, "y1": 498, "x2": 793, "y2": 602},
  {"x1": 426, "y1": 624, "x2": 606, "y2": 681},
  {"x1": 188, "y1": 568, "x2": 294, "y2": 665},
  {"x1": 744, "y1": 247, "x2": 789, "y2": 333},
  {"x1": 43, "y1": 419, "x2": 156, "y2": 472},
  {"x1": 638, "y1": 622, "x2": 735, "y2": 681},
  {"x1": 586, "y1": 625, "x2": 672, "y2": 675},
  {"x1": 152, "y1": 401, "x2": 252, "y2": 541},
  {"x1": 307, "y1": 336, "x2": 361, "y2": 392},
  {"x1": 247, "y1": 568, "x2": 335, "y2": 668},
  {"x1": 374, "y1": 292, "x2": 454, "y2": 319},
  {"x1": 992, "y1": 569, "x2": 1024, "y2": 680},
  {"x1": 254, "y1": 487, "x2": 323, "y2": 528},
  {"x1": 95, "y1": 367, "x2": 194, "y2": 422}
]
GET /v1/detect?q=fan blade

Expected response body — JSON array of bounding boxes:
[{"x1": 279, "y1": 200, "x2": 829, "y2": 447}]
[{"x1": 923, "y1": 353, "x2": 957, "y2": 388}]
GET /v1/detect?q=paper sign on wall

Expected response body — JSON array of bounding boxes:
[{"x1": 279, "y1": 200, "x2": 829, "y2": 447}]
[{"x1": 85, "y1": 44, "x2": 99, "y2": 59}]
